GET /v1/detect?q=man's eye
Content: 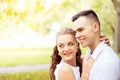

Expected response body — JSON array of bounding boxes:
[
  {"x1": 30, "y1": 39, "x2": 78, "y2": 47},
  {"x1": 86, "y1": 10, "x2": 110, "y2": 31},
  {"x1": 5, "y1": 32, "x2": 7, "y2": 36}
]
[{"x1": 77, "y1": 28, "x2": 83, "y2": 32}]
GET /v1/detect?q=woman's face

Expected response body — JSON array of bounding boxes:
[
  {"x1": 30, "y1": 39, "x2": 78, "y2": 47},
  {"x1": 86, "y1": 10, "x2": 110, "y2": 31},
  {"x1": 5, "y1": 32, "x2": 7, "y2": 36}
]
[{"x1": 56, "y1": 34, "x2": 78, "y2": 63}]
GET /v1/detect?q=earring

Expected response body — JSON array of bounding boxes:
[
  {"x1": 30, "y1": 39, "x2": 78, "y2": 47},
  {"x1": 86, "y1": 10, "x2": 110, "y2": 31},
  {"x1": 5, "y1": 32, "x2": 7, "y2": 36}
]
[
  {"x1": 58, "y1": 53, "x2": 60, "y2": 56},
  {"x1": 76, "y1": 50, "x2": 78, "y2": 53}
]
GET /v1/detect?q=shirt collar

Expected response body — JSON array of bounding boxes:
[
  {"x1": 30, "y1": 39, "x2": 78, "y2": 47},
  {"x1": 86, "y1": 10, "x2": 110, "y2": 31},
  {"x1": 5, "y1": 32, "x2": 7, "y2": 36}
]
[{"x1": 86, "y1": 41, "x2": 107, "y2": 60}]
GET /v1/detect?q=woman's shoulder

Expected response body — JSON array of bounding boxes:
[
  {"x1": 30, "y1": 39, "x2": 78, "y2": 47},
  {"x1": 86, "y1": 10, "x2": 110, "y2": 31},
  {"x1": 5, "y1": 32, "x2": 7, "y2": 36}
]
[
  {"x1": 56, "y1": 63, "x2": 73, "y2": 73},
  {"x1": 57, "y1": 63, "x2": 75, "y2": 80},
  {"x1": 57, "y1": 63, "x2": 71, "y2": 67},
  {"x1": 59, "y1": 63, "x2": 73, "y2": 71},
  {"x1": 54, "y1": 63, "x2": 80, "y2": 80},
  {"x1": 55, "y1": 63, "x2": 74, "y2": 75},
  {"x1": 57, "y1": 63, "x2": 79, "y2": 72}
]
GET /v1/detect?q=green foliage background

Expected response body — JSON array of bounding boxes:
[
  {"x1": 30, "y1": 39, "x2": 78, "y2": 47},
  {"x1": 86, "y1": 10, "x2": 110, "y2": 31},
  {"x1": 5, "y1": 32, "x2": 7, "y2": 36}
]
[
  {"x1": 0, "y1": 0, "x2": 118, "y2": 80},
  {"x1": 0, "y1": 0, "x2": 115, "y2": 37}
]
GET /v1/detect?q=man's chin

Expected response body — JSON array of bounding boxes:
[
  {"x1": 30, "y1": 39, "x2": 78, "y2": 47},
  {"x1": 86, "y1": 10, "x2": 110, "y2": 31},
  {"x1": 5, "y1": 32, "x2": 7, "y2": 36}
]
[{"x1": 81, "y1": 45, "x2": 87, "y2": 48}]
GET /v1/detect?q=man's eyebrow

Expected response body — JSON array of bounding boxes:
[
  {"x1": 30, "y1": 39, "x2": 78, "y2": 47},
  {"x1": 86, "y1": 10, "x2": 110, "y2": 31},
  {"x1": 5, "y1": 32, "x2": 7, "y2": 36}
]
[{"x1": 76, "y1": 27, "x2": 83, "y2": 31}]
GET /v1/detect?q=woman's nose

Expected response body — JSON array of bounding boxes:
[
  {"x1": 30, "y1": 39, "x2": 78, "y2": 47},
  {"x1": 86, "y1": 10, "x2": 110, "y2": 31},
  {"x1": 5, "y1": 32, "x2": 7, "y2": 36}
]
[{"x1": 64, "y1": 46, "x2": 69, "y2": 51}]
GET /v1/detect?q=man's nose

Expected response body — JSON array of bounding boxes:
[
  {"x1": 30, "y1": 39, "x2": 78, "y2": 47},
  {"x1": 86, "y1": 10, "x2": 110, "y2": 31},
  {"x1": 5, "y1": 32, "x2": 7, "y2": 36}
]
[{"x1": 75, "y1": 32, "x2": 81, "y2": 38}]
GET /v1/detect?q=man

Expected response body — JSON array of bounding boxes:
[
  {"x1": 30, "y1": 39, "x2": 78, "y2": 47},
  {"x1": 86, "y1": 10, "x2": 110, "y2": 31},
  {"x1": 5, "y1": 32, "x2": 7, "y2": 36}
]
[{"x1": 72, "y1": 10, "x2": 120, "y2": 80}]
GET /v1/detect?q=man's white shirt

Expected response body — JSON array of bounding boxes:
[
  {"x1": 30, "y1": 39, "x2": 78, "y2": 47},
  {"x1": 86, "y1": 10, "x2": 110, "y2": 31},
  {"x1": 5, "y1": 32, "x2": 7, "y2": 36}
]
[{"x1": 86, "y1": 41, "x2": 120, "y2": 80}]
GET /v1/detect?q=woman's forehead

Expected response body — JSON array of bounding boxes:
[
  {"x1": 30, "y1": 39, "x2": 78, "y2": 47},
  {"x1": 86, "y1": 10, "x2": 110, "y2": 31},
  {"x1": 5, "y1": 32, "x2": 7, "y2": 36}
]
[{"x1": 57, "y1": 34, "x2": 76, "y2": 43}]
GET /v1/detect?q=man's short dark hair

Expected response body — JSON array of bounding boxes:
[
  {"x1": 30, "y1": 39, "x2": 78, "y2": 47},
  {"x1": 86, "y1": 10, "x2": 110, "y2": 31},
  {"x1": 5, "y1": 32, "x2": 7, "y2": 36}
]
[{"x1": 72, "y1": 10, "x2": 100, "y2": 26}]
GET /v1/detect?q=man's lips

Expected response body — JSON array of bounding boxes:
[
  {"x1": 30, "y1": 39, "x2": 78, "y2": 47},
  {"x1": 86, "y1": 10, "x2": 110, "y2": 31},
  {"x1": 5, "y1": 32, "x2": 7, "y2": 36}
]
[{"x1": 78, "y1": 37, "x2": 85, "y2": 42}]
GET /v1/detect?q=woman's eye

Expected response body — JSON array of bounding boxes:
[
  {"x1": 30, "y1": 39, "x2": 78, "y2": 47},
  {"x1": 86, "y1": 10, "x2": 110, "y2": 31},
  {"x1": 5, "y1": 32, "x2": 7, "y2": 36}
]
[
  {"x1": 59, "y1": 44, "x2": 64, "y2": 48},
  {"x1": 68, "y1": 42, "x2": 73, "y2": 46}
]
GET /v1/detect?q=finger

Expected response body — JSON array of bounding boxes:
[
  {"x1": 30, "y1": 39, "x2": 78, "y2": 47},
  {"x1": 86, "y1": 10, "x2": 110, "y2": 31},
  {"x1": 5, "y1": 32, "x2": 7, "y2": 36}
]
[
  {"x1": 100, "y1": 37, "x2": 108, "y2": 41},
  {"x1": 81, "y1": 55, "x2": 84, "y2": 60},
  {"x1": 84, "y1": 56, "x2": 94, "y2": 65},
  {"x1": 83, "y1": 55, "x2": 91, "y2": 61},
  {"x1": 100, "y1": 35, "x2": 105, "y2": 38},
  {"x1": 104, "y1": 40, "x2": 111, "y2": 46},
  {"x1": 88, "y1": 57, "x2": 94, "y2": 63},
  {"x1": 106, "y1": 43, "x2": 111, "y2": 46}
]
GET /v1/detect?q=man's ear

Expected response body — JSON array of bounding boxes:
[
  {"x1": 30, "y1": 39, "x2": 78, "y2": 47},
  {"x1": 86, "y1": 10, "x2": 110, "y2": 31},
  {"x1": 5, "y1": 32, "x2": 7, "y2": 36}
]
[{"x1": 93, "y1": 22, "x2": 99, "y2": 32}]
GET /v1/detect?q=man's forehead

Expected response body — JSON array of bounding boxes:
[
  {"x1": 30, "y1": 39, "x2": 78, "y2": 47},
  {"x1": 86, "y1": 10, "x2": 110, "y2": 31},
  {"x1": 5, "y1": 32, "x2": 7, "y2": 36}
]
[{"x1": 73, "y1": 17, "x2": 88, "y2": 31}]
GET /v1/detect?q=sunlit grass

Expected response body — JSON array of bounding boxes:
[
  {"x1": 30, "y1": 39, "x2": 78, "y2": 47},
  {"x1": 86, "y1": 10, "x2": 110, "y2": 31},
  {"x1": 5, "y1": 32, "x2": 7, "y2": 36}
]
[
  {"x1": 0, "y1": 46, "x2": 119, "y2": 67},
  {"x1": 0, "y1": 47, "x2": 119, "y2": 80},
  {"x1": 0, "y1": 48, "x2": 53, "y2": 67},
  {"x1": 0, "y1": 70, "x2": 49, "y2": 80}
]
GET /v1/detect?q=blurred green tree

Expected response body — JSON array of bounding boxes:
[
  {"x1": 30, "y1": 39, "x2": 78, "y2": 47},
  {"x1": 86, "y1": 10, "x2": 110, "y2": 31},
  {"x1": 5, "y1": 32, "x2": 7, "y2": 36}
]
[{"x1": 0, "y1": 0, "x2": 119, "y2": 52}]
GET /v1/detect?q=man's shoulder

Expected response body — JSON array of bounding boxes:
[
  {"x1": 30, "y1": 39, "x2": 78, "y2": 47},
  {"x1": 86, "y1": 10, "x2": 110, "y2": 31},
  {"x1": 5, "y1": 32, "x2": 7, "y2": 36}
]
[
  {"x1": 104, "y1": 45, "x2": 115, "y2": 53},
  {"x1": 101, "y1": 46, "x2": 119, "y2": 62}
]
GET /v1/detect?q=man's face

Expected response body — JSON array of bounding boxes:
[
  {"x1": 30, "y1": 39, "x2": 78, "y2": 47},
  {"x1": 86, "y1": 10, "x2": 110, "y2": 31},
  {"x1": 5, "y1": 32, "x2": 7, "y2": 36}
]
[{"x1": 73, "y1": 16, "x2": 95, "y2": 48}]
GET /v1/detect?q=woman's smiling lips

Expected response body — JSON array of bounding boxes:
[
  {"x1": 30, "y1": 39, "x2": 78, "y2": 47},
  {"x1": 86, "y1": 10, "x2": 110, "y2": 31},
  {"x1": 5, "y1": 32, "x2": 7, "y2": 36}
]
[{"x1": 64, "y1": 52, "x2": 72, "y2": 56}]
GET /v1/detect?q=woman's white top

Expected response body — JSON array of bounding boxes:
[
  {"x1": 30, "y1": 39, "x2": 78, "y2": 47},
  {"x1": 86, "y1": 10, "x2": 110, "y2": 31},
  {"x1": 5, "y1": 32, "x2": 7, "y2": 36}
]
[{"x1": 54, "y1": 63, "x2": 80, "y2": 80}]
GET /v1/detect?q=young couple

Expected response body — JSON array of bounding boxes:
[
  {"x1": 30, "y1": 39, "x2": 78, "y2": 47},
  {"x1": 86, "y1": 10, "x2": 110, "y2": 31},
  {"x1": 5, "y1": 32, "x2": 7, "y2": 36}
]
[{"x1": 49, "y1": 10, "x2": 120, "y2": 80}]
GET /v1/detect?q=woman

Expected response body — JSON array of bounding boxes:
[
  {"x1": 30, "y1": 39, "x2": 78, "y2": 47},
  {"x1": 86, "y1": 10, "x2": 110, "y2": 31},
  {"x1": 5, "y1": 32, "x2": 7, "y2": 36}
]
[{"x1": 49, "y1": 28, "x2": 94, "y2": 80}]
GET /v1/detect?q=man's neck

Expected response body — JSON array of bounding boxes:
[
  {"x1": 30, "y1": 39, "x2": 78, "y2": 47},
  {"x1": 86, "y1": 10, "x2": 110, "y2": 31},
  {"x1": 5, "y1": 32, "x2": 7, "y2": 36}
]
[{"x1": 90, "y1": 39, "x2": 100, "y2": 54}]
